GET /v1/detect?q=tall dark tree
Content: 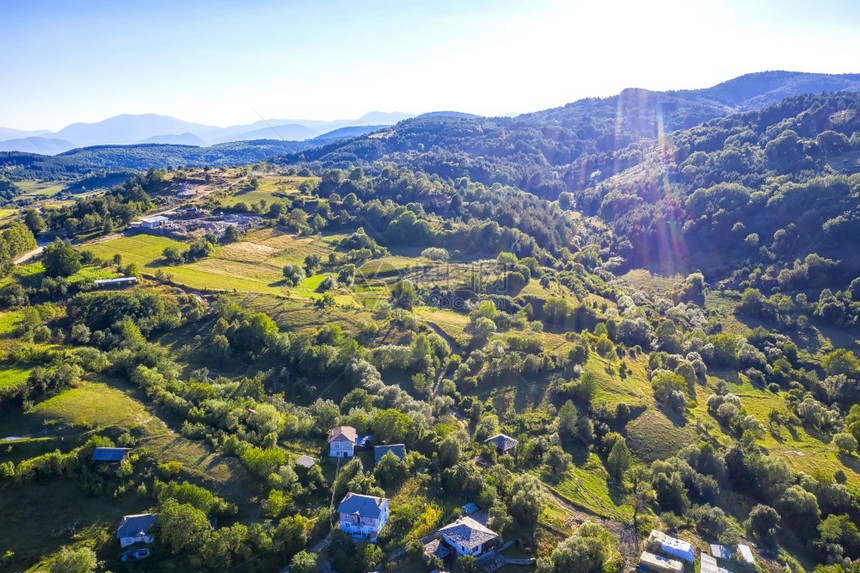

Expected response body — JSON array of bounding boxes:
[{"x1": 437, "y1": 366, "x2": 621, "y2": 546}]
[{"x1": 43, "y1": 240, "x2": 81, "y2": 277}]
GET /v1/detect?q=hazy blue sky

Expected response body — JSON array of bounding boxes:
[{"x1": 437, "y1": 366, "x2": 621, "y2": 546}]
[{"x1": 2, "y1": 0, "x2": 859, "y2": 130}]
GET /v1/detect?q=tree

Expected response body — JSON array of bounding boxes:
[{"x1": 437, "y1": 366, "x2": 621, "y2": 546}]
[
  {"x1": 282, "y1": 263, "x2": 305, "y2": 287},
  {"x1": 373, "y1": 409, "x2": 419, "y2": 446},
  {"x1": 43, "y1": 240, "x2": 81, "y2": 277},
  {"x1": 391, "y1": 279, "x2": 418, "y2": 308},
  {"x1": 819, "y1": 514, "x2": 860, "y2": 560},
  {"x1": 157, "y1": 498, "x2": 211, "y2": 554},
  {"x1": 738, "y1": 288, "x2": 765, "y2": 316},
  {"x1": 544, "y1": 445, "x2": 572, "y2": 474},
  {"x1": 606, "y1": 439, "x2": 632, "y2": 480},
  {"x1": 651, "y1": 370, "x2": 687, "y2": 411},
  {"x1": 557, "y1": 400, "x2": 578, "y2": 441},
  {"x1": 274, "y1": 514, "x2": 310, "y2": 557},
  {"x1": 304, "y1": 254, "x2": 322, "y2": 274},
  {"x1": 334, "y1": 458, "x2": 364, "y2": 497},
  {"x1": 509, "y1": 474, "x2": 544, "y2": 529},
  {"x1": 290, "y1": 550, "x2": 318, "y2": 573},
  {"x1": 748, "y1": 504, "x2": 780, "y2": 542},
  {"x1": 472, "y1": 317, "x2": 496, "y2": 341},
  {"x1": 162, "y1": 246, "x2": 183, "y2": 264},
  {"x1": 50, "y1": 546, "x2": 98, "y2": 573},
  {"x1": 834, "y1": 432, "x2": 858, "y2": 455},
  {"x1": 201, "y1": 523, "x2": 248, "y2": 570},
  {"x1": 625, "y1": 465, "x2": 651, "y2": 522},
  {"x1": 822, "y1": 349, "x2": 860, "y2": 378},
  {"x1": 222, "y1": 225, "x2": 241, "y2": 243},
  {"x1": 355, "y1": 542, "x2": 383, "y2": 572},
  {"x1": 539, "y1": 522, "x2": 615, "y2": 573},
  {"x1": 778, "y1": 484, "x2": 820, "y2": 538},
  {"x1": 454, "y1": 555, "x2": 484, "y2": 573},
  {"x1": 374, "y1": 451, "x2": 408, "y2": 487},
  {"x1": 439, "y1": 434, "x2": 462, "y2": 468},
  {"x1": 23, "y1": 209, "x2": 45, "y2": 235}
]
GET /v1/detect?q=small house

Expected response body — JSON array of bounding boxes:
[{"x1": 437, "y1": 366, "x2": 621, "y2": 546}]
[
  {"x1": 93, "y1": 447, "x2": 130, "y2": 467},
  {"x1": 117, "y1": 513, "x2": 157, "y2": 548},
  {"x1": 484, "y1": 433, "x2": 518, "y2": 455},
  {"x1": 140, "y1": 215, "x2": 169, "y2": 229},
  {"x1": 338, "y1": 492, "x2": 389, "y2": 541},
  {"x1": 737, "y1": 544, "x2": 755, "y2": 566},
  {"x1": 328, "y1": 426, "x2": 357, "y2": 458},
  {"x1": 439, "y1": 516, "x2": 499, "y2": 557},
  {"x1": 373, "y1": 444, "x2": 406, "y2": 464},
  {"x1": 94, "y1": 277, "x2": 138, "y2": 288},
  {"x1": 638, "y1": 551, "x2": 683, "y2": 573},
  {"x1": 295, "y1": 455, "x2": 316, "y2": 468},
  {"x1": 647, "y1": 530, "x2": 694, "y2": 564}
]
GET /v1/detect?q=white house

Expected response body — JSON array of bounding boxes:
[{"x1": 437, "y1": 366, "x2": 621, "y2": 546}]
[
  {"x1": 140, "y1": 215, "x2": 169, "y2": 229},
  {"x1": 328, "y1": 426, "x2": 357, "y2": 458},
  {"x1": 338, "y1": 492, "x2": 389, "y2": 541},
  {"x1": 117, "y1": 513, "x2": 157, "y2": 548},
  {"x1": 439, "y1": 516, "x2": 499, "y2": 556}
]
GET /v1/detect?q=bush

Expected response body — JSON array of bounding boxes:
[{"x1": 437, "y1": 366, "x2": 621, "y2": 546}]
[
  {"x1": 50, "y1": 546, "x2": 98, "y2": 573},
  {"x1": 652, "y1": 370, "x2": 687, "y2": 411},
  {"x1": 834, "y1": 432, "x2": 858, "y2": 455},
  {"x1": 282, "y1": 264, "x2": 305, "y2": 287}
]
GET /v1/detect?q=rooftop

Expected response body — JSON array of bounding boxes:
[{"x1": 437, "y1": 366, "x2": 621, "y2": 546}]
[
  {"x1": 328, "y1": 426, "x2": 357, "y2": 444},
  {"x1": 484, "y1": 433, "x2": 518, "y2": 451},
  {"x1": 117, "y1": 514, "x2": 157, "y2": 539},
  {"x1": 295, "y1": 455, "x2": 316, "y2": 468},
  {"x1": 92, "y1": 447, "x2": 131, "y2": 462},
  {"x1": 710, "y1": 544, "x2": 731, "y2": 560},
  {"x1": 140, "y1": 215, "x2": 169, "y2": 224},
  {"x1": 338, "y1": 493, "x2": 388, "y2": 519},
  {"x1": 374, "y1": 444, "x2": 406, "y2": 464},
  {"x1": 439, "y1": 516, "x2": 498, "y2": 549},
  {"x1": 460, "y1": 502, "x2": 478, "y2": 515},
  {"x1": 701, "y1": 554, "x2": 732, "y2": 573},
  {"x1": 648, "y1": 530, "x2": 694, "y2": 563},
  {"x1": 738, "y1": 544, "x2": 755, "y2": 564},
  {"x1": 639, "y1": 551, "x2": 683, "y2": 573},
  {"x1": 423, "y1": 538, "x2": 450, "y2": 560}
]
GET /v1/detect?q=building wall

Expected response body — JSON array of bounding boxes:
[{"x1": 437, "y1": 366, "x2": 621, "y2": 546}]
[
  {"x1": 119, "y1": 534, "x2": 153, "y2": 548},
  {"x1": 442, "y1": 534, "x2": 484, "y2": 556},
  {"x1": 329, "y1": 440, "x2": 354, "y2": 457}
]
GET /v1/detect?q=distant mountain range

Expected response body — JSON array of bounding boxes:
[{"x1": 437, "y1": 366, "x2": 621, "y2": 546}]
[
  {"x1": 0, "y1": 111, "x2": 415, "y2": 155},
  {"x1": 1, "y1": 71, "x2": 858, "y2": 182}
]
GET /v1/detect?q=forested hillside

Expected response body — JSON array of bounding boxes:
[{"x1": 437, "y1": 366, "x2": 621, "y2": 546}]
[{"x1": 285, "y1": 71, "x2": 860, "y2": 197}]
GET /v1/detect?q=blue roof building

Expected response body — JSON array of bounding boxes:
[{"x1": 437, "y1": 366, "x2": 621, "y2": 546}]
[
  {"x1": 92, "y1": 447, "x2": 130, "y2": 463},
  {"x1": 373, "y1": 444, "x2": 406, "y2": 464}
]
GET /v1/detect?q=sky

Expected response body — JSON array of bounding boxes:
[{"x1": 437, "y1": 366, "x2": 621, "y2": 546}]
[{"x1": 1, "y1": 0, "x2": 859, "y2": 131}]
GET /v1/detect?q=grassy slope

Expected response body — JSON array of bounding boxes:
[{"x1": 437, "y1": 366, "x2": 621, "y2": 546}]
[
  {"x1": 0, "y1": 374, "x2": 260, "y2": 566},
  {"x1": 84, "y1": 229, "x2": 358, "y2": 303}
]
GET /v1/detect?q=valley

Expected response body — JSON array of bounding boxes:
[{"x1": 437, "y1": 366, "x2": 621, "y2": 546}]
[{"x1": 0, "y1": 74, "x2": 858, "y2": 573}]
